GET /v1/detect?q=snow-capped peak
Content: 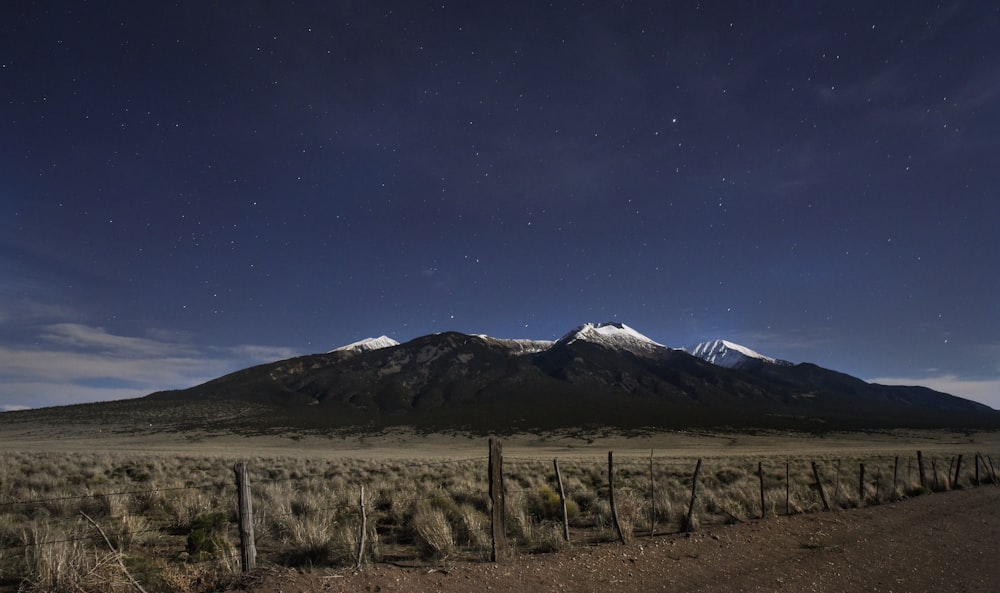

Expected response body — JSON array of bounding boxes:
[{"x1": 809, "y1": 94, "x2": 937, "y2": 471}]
[
  {"x1": 330, "y1": 335, "x2": 399, "y2": 354},
  {"x1": 559, "y1": 322, "x2": 667, "y2": 356},
  {"x1": 684, "y1": 339, "x2": 787, "y2": 369}
]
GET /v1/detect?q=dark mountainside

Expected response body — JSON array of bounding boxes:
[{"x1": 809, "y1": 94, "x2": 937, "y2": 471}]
[{"x1": 4, "y1": 326, "x2": 994, "y2": 436}]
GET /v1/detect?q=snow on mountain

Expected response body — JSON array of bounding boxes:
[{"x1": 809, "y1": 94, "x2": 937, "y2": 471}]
[
  {"x1": 684, "y1": 339, "x2": 789, "y2": 369},
  {"x1": 330, "y1": 335, "x2": 400, "y2": 354},
  {"x1": 327, "y1": 328, "x2": 786, "y2": 369},
  {"x1": 477, "y1": 336, "x2": 555, "y2": 354},
  {"x1": 558, "y1": 322, "x2": 669, "y2": 356}
]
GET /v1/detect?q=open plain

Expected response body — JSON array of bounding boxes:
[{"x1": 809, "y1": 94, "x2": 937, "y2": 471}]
[
  {"x1": 4, "y1": 419, "x2": 998, "y2": 459},
  {"x1": 1, "y1": 424, "x2": 998, "y2": 592}
]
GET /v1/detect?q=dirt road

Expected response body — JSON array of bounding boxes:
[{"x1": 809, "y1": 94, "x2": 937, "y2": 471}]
[{"x1": 237, "y1": 486, "x2": 1000, "y2": 593}]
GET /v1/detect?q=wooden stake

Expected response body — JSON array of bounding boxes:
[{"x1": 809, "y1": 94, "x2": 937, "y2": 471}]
[
  {"x1": 892, "y1": 456, "x2": 899, "y2": 496},
  {"x1": 953, "y1": 454, "x2": 963, "y2": 489},
  {"x1": 233, "y1": 461, "x2": 257, "y2": 573},
  {"x1": 489, "y1": 438, "x2": 508, "y2": 562},
  {"x1": 758, "y1": 462, "x2": 766, "y2": 519},
  {"x1": 834, "y1": 459, "x2": 842, "y2": 505},
  {"x1": 812, "y1": 462, "x2": 830, "y2": 511},
  {"x1": 357, "y1": 485, "x2": 367, "y2": 570},
  {"x1": 648, "y1": 450, "x2": 656, "y2": 538},
  {"x1": 553, "y1": 458, "x2": 570, "y2": 542},
  {"x1": 858, "y1": 462, "x2": 866, "y2": 505},
  {"x1": 684, "y1": 459, "x2": 703, "y2": 532},
  {"x1": 608, "y1": 451, "x2": 626, "y2": 544},
  {"x1": 785, "y1": 461, "x2": 790, "y2": 515},
  {"x1": 917, "y1": 450, "x2": 926, "y2": 489}
]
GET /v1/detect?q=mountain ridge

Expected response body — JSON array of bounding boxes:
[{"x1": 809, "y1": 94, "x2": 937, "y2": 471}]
[{"x1": 3, "y1": 322, "x2": 996, "y2": 435}]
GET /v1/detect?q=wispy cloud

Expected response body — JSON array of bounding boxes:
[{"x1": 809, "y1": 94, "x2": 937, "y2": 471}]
[
  {"x1": 868, "y1": 374, "x2": 1000, "y2": 411},
  {"x1": 0, "y1": 324, "x2": 299, "y2": 411},
  {"x1": 224, "y1": 344, "x2": 301, "y2": 361},
  {"x1": 39, "y1": 323, "x2": 195, "y2": 358}
]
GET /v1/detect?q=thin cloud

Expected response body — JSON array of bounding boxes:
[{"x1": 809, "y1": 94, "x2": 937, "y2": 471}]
[
  {"x1": 1, "y1": 346, "x2": 221, "y2": 385},
  {"x1": 0, "y1": 324, "x2": 300, "y2": 411},
  {"x1": 39, "y1": 323, "x2": 194, "y2": 358},
  {"x1": 224, "y1": 344, "x2": 299, "y2": 362}
]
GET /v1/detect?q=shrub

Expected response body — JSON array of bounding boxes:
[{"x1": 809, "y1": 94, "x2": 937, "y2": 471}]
[
  {"x1": 714, "y1": 468, "x2": 745, "y2": 486},
  {"x1": 455, "y1": 503, "x2": 491, "y2": 556},
  {"x1": 186, "y1": 512, "x2": 231, "y2": 557},
  {"x1": 411, "y1": 502, "x2": 454, "y2": 560},
  {"x1": 529, "y1": 485, "x2": 579, "y2": 521}
]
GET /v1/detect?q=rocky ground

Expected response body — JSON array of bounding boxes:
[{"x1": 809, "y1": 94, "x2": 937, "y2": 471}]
[{"x1": 232, "y1": 486, "x2": 1000, "y2": 593}]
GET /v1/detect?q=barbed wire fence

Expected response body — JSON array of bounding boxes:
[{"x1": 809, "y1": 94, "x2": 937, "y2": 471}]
[{"x1": 0, "y1": 442, "x2": 997, "y2": 588}]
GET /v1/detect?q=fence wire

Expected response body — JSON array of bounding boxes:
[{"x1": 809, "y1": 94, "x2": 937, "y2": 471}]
[{"x1": 1, "y1": 448, "x2": 997, "y2": 572}]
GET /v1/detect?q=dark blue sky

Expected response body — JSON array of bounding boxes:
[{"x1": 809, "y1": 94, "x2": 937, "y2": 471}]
[{"x1": 3, "y1": 2, "x2": 999, "y2": 410}]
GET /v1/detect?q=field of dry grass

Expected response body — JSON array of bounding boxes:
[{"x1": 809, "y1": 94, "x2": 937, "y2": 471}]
[{"x1": 1, "y1": 428, "x2": 997, "y2": 592}]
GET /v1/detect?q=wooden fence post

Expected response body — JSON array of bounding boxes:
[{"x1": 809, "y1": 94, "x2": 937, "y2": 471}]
[
  {"x1": 683, "y1": 459, "x2": 703, "y2": 532},
  {"x1": 931, "y1": 459, "x2": 940, "y2": 491},
  {"x1": 858, "y1": 463, "x2": 866, "y2": 505},
  {"x1": 812, "y1": 462, "x2": 830, "y2": 511},
  {"x1": 917, "y1": 450, "x2": 926, "y2": 489},
  {"x1": 233, "y1": 462, "x2": 257, "y2": 573},
  {"x1": 649, "y1": 451, "x2": 656, "y2": 538},
  {"x1": 608, "y1": 451, "x2": 626, "y2": 544},
  {"x1": 553, "y1": 459, "x2": 570, "y2": 542},
  {"x1": 893, "y1": 456, "x2": 899, "y2": 495},
  {"x1": 833, "y1": 459, "x2": 842, "y2": 505},
  {"x1": 785, "y1": 461, "x2": 790, "y2": 515},
  {"x1": 975, "y1": 453, "x2": 981, "y2": 486},
  {"x1": 953, "y1": 454, "x2": 963, "y2": 489},
  {"x1": 874, "y1": 466, "x2": 882, "y2": 504},
  {"x1": 758, "y1": 462, "x2": 766, "y2": 519},
  {"x1": 357, "y1": 485, "x2": 367, "y2": 570},
  {"x1": 489, "y1": 438, "x2": 508, "y2": 562}
]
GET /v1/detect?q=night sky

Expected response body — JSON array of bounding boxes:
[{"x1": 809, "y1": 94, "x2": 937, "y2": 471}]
[{"x1": 3, "y1": 2, "x2": 999, "y2": 412}]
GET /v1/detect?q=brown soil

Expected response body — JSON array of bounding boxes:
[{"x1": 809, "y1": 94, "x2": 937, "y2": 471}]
[{"x1": 232, "y1": 486, "x2": 1000, "y2": 593}]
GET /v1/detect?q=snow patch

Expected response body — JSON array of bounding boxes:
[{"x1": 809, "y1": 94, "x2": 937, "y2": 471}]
[
  {"x1": 684, "y1": 339, "x2": 786, "y2": 368},
  {"x1": 330, "y1": 335, "x2": 399, "y2": 354},
  {"x1": 559, "y1": 322, "x2": 668, "y2": 356}
]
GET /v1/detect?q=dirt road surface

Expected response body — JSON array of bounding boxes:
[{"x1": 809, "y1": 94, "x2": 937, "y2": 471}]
[{"x1": 235, "y1": 486, "x2": 1000, "y2": 593}]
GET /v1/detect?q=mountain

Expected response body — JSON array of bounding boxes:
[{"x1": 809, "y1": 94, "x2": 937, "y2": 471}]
[
  {"x1": 3, "y1": 323, "x2": 996, "y2": 434},
  {"x1": 684, "y1": 339, "x2": 791, "y2": 369}
]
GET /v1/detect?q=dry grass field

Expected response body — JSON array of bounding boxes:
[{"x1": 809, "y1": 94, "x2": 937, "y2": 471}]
[{"x1": 1, "y1": 425, "x2": 997, "y2": 592}]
